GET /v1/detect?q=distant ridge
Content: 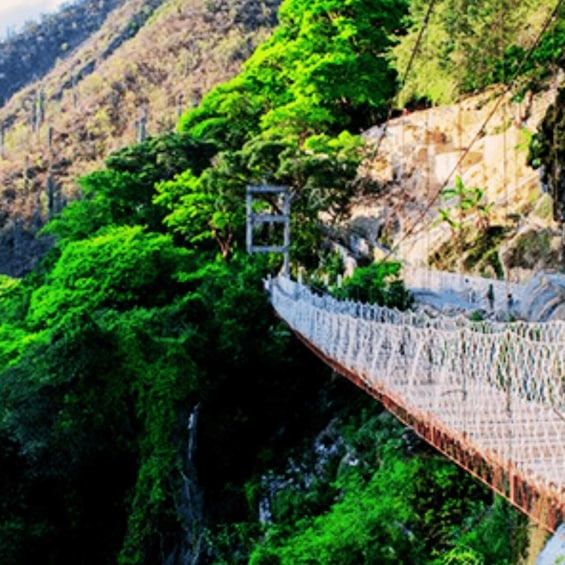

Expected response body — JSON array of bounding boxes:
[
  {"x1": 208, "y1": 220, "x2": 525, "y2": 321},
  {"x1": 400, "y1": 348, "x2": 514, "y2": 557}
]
[
  {"x1": 0, "y1": 0, "x2": 281, "y2": 276},
  {"x1": 0, "y1": 0, "x2": 141, "y2": 106}
]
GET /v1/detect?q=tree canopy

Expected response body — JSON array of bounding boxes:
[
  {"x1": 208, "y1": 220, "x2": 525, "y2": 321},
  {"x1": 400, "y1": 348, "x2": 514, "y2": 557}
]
[
  {"x1": 389, "y1": 0, "x2": 558, "y2": 106},
  {"x1": 0, "y1": 0, "x2": 532, "y2": 562}
]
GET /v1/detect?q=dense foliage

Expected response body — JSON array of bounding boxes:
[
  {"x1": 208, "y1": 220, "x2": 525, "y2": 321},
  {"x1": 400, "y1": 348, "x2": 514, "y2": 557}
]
[
  {"x1": 390, "y1": 0, "x2": 564, "y2": 106},
  {"x1": 0, "y1": 0, "x2": 534, "y2": 563},
  {"x1": 174, "y1": 0, "x2": 409, "y2": 268},
  {"x1": 249, "y1": 404, "x2": 527, "y2": 565},
  {"x1": 332, "y1": 261, "x2": 414, "y2": 309}
]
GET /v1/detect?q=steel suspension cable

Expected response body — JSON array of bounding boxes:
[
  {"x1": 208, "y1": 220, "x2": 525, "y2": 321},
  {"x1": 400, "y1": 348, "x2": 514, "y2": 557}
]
[
  {"x1": 379, "y1": 0, "x2": 565, "y2": 264},
  {"x1": 368, "y1": 0, "x2": 438, "y2": 159}
]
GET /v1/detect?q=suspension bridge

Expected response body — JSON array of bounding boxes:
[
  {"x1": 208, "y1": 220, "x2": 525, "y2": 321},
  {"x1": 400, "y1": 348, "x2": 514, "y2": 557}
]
[
  {"x1": 266, "y1": 272, "x2": 565, "y2": 533},
  {"x1": 244, "y1": 0, "x2": 565, "y2": 539}
]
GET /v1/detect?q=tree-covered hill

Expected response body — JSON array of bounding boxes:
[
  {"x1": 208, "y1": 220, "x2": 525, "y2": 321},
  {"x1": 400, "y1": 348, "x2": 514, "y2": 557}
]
[
  {"x1": 0, "y1": 0, "x2": 564, "y2": 562},
  {"x1": 0, "y1": 0, "x2": 281, "y2": 276}
]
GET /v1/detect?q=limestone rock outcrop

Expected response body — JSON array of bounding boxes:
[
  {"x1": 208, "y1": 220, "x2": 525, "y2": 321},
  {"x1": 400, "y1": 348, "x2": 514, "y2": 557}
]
[{"x1": 517, "y1": 270, "x2": 565, "y2": 321}]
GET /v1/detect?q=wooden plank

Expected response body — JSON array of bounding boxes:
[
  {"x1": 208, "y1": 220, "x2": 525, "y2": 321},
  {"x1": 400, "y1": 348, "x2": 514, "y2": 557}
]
[
  {"x1": 250, "y1": 245, "x2": 289, "y2": 253},
  {"x1": 251, "y1": 214, "x2": 288, "y2": 224},
  {"x1": 246, "y1": 184, "x2": 288, "y2": 193}
]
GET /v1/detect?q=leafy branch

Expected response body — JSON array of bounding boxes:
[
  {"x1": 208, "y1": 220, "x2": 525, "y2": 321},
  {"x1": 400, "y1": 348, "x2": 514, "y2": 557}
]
[{"x1": 436, "y1": 175, "x2": 493, "y2": 235}]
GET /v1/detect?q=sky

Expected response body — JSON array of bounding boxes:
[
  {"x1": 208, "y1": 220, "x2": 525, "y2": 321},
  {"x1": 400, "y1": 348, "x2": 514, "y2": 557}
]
[{"x1": 0, "y1": 0, "x2": 69, "y2": 39}]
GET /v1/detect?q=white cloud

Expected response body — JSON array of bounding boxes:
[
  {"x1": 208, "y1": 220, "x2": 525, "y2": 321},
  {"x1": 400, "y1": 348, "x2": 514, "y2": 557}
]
[
  {"x1": 0, "y1": 0, "x2": 70, "y2": 38},
  {"x1": 1, "y1": 0, "x2": 67, "y2": 10}
]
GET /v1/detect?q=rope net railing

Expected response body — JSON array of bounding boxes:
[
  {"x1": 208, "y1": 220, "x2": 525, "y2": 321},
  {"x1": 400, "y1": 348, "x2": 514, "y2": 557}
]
[
  {"x1": 276, "y1": 273, "x2": 565, "y2": 342},
  {"x1": 268, "y1": 275, "x2": 565, "y2": 528}
]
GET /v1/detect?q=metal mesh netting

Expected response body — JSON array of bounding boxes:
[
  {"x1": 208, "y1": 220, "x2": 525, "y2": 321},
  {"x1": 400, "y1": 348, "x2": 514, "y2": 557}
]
[{"x1": 268, "y1": 275, "x2": 565, "y2": 508}]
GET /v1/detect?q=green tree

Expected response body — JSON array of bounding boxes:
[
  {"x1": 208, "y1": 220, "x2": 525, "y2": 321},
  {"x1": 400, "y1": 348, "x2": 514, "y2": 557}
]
[
  {"x1": 256, "y1": 0, "x2": 408, "y2": 136},
  {"x1": 179, "y1": 75, "x2": 268, "y2": 151},
  {"x1": 43, "y1": 132, "x2": 216, "y2": 245},
  {"x1": 182, "y1": 0, "x2": 408, "y2": 145},
  {"x1": 154, "y1": 152, "x2": 248, "y2": 260},
  {"x1": 332, "y1": 261, "x2": 413, "y2": 309},
  {"x1": 27, "y1": 225, "x2": 194, "y2": 329},
  {"x1": 390, "y1": 0, "x2": 550, "y2": 106}
]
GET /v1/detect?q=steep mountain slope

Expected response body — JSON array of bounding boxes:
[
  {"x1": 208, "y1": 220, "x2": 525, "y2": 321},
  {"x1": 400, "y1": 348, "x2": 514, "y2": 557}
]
[
  {"x1": 0, "y1": 0, "x2": 132, "y2": 106},
  {"x1": 0, "y1": 0, "x2": 281, "y2": 276}
]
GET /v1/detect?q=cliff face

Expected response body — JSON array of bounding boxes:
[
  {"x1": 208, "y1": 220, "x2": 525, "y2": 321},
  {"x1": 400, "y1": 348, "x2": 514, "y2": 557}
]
[
  {"x1": 343, "y1": 86, "x2": 564, "y2": 284},
  {"x1": 0, "y1": 0, "x2": 281, "y2": 276}
]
